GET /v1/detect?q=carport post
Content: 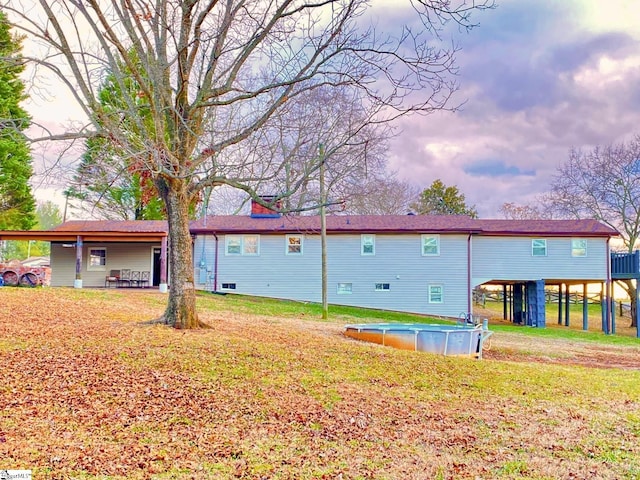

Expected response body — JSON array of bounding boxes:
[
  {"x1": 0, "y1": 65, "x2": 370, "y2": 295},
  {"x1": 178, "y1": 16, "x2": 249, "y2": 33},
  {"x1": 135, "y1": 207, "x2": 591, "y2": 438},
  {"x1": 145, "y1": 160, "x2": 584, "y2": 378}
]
[
  {"x1": 74, "y1": 235, "x2": 83, "y2": 289},
  {"x1": 159, "y1": 236, "x2": 168, "y2": 293}
]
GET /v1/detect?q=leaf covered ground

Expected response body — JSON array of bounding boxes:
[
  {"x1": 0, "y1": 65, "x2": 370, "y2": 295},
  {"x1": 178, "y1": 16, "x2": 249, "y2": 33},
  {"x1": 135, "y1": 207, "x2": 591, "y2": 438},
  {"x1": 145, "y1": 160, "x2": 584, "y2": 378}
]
[{"x1": 0, "y1": 288, "x2": 639, "y2": 479}]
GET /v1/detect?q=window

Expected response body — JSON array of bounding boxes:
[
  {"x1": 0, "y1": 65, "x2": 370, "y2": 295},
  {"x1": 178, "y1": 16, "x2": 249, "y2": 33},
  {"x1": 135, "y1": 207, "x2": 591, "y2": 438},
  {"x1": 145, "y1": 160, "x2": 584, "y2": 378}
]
[
  {"x1": 226, "y1": 236, "x2": 242, "y2": 255},
  {"x1": 87, "y1": 248, "x2": 106, "y2": 271},
  {"x1": 243, "y1": 235, "x2": 259, "y2": 255},
  {"x1": 428, "y1": 285, "x2": 443, "y2": 303},
  {"x1": 221, "y1": 283, "x2": 236, "y2": 290},
  {"x1": 337, "y1": 283, "x2": 352, "y2": 294},
  {"x1": 532, "y1": 239, "x2": 547, "y2": 256},
  {"x1": 422, "y1": 235, "x2": 440, "y2": 256},
  {"x1": 375, "y1": 283, "x2": 390, "y2": 291},
  {"x1": 571, "y1": 239, "x2": 587, "y2": 257},
  {"x1": 225, "y1": 235, "x2": 260, "y2": 255},
  {"x1": 286, "y1": 234, "x2": 303, "y2": 255},
  {"x1": 361, "y1": 234, "x2": 375, "y2": 255}
]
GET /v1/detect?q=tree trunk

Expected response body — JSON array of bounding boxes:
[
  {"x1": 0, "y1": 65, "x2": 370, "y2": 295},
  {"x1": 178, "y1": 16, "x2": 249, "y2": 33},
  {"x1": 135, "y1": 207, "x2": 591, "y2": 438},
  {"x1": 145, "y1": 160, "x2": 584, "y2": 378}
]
[{"x1": 154, "y1": 176, "x2": 207, "y2": 329}]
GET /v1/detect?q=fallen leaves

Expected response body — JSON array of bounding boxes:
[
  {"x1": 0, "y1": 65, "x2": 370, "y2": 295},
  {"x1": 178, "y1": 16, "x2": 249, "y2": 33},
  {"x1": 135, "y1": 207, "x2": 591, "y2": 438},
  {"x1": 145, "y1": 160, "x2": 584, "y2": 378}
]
[{"x1": 0, "y1": 288, "x2": 639, "y2": 479}]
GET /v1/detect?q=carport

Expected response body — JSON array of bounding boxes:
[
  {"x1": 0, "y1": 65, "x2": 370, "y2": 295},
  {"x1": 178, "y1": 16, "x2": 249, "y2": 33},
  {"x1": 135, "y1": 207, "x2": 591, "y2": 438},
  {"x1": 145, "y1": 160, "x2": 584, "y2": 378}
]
[{"x1": 0, "y1": 220, "x2": 169, "y2": 291}]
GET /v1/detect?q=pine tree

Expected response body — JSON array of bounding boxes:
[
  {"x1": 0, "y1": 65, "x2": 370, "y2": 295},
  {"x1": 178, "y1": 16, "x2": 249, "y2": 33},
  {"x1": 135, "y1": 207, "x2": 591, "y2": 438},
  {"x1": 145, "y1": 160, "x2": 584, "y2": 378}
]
[
  {"x1": 0, "y1": 10, "x2": 35, "y2": 230},
  {"x1": 413, "y1": 179, "x2": 478, "y2": 218}
]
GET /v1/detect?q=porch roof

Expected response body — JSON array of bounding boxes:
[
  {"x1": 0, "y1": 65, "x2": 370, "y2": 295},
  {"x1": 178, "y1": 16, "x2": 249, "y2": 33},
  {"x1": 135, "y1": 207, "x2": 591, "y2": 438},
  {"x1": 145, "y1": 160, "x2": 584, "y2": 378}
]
[{"x1": 0, "y1": 220, "x2": 168, "y2": 243}]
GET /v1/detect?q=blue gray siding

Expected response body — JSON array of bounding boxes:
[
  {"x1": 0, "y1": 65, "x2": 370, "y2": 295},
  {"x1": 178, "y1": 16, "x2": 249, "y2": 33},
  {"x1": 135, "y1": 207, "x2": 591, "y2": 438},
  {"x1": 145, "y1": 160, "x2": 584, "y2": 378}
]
[
  {"x1": 194, "y1": 233, "x2": 470, "y2": 317},
  {"x1": 472, "y1": 236, "x2": 608, "y2": 285}
]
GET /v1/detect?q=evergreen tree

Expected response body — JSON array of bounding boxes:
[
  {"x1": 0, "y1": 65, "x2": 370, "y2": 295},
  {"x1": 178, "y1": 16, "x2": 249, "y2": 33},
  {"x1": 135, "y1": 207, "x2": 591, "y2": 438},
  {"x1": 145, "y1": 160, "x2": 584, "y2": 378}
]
[
  {"x1": 1, "y1": 201, "x2": 61, "y2": 260},
  {"x1": 413, "y1": 179, "x2": 478, "y2": 218},
  {"x1": 67, "y1": 53, "x2": 164, "y2": 220},
  {"x1": 0, "y1": 10, "x2": 35, "y2": 230}
]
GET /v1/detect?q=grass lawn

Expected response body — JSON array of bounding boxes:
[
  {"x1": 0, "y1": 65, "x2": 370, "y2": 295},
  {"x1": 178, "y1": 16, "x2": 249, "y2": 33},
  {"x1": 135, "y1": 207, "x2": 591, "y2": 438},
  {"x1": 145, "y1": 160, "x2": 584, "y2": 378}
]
[{"x1": 0, "y1": 288, "x2": 639, "y2": 479}]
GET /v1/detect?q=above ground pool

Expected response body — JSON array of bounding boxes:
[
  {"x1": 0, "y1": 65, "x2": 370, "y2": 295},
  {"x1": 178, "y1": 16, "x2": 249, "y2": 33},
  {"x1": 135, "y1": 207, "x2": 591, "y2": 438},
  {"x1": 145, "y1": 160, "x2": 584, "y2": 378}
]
[{"x1": 344, "y1": 322, "x2": 493, "y2": 359}]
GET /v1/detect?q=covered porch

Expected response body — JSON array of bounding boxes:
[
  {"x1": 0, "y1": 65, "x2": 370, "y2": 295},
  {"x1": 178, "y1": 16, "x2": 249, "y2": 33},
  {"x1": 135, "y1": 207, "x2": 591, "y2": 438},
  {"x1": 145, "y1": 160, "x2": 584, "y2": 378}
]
[{"x1": 0, "y1": 220, "x2": 169, "y2": 292}]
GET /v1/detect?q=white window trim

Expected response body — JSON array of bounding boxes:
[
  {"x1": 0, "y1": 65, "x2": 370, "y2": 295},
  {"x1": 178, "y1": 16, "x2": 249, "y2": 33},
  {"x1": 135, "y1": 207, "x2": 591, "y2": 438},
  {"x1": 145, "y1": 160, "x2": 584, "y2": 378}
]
[
  {"x1": 428, "y1": 284, "x2": 443, "y2": 304},
  {"x1": 421, "y1": 234, "x2": 440, "y2": 256},
  {"x1": 285, "y1": 234, "x2": 303, "y2": 255},
  {"x1": 225, "y1": 235, "x2": 242, "y2": 255},
  {"x1": 532, "y1": 239, "x2": 547, "y2": 257},
  {"x1": 225, "y1": 235, "x2": 260, "y2": 256},
  {"x1": 361, "y1": 234, "x2": 375, "y2": 256},
  {"x1": 571, "y1": 238, "x2": 587, "y2": 257},
  {"x1": 337, "y1": 283, "x2": 353, "y2": 295},
  {"x1": 243, "y1": 235, "x2": 260, "y2": 256},
  {"x1": 87, "y1": 247, "x2": 107, "y2": 271}
]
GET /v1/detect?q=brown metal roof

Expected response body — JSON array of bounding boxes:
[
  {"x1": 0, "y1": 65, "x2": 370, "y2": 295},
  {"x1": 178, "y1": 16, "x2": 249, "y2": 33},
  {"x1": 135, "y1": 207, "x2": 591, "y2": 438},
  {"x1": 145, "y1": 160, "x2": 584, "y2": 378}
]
[
  {"x1": 51, "y1": 220, "x2": 168, "y2": 233},
  {"x1": 0, "y1": 220, "x2": 168, "y2": 243}
]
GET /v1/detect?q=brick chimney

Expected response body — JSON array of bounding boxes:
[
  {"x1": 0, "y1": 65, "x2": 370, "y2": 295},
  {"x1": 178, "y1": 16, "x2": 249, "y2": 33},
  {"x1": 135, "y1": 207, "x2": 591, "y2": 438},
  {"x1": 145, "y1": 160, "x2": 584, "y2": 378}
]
[{"x1": 250, "y1": 196, "x2": 282, "y2": 218}]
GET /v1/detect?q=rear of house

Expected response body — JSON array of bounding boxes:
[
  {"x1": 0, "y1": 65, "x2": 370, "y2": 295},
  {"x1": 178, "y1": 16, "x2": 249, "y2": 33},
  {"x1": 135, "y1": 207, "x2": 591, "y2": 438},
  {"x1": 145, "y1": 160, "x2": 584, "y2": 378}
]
[{"x1": 191, "y1": 214, "x2": 617, "y2": 320}]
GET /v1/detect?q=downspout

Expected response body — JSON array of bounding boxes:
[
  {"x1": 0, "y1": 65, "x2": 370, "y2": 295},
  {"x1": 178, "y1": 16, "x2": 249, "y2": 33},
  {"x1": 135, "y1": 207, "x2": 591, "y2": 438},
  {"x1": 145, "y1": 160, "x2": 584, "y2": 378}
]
[
  {"x1": 467, "y1": 233, "x2": 472, "y2": 314},
  {"x1": 213, "y1": 232, "x2": 219, "y2": 293}
]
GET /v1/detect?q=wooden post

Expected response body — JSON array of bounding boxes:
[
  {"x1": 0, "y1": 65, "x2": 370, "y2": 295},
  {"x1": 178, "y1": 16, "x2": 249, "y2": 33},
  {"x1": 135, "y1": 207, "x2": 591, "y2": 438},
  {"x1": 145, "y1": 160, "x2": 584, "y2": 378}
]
[
  {"x1": 319, "y1": 144, "x2": 328, "y2": 320},
  {"x1": 582, "y1": 283, "x2": 588, "y2": 331},
  {"x1": 74, "y1": 235, "x2": 83, "y2": 288},
  {"x1": 601, "y1": 282, "x2": 606, "y2": 333},
  {"x1": 159, "y1": 236, "x2": 168, "y2": 293},
  {"x1": 564, "y1": 284, "x2": 570, "y2": 326},
  {"x1": 558, "y1": 284, "x2": 563, "y2": 325},
  {"x1": 503, "y1": 284, "x2": 507, "y2": 320}
]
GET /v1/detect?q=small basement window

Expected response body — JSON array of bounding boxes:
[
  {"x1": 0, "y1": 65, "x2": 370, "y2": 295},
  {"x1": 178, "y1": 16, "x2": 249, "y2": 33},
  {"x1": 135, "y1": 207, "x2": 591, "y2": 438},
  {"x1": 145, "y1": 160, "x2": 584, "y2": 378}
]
[
  {"x1": 428, "y1": 285, "x2": 443, "y2": 303},
  {"x1": 221, "y1": 283, "x2": 236, "y2": 290},
  {"x1": 337, "y1": 283, "x2": 352, "y2": 294},
  {"x1": 375, "y1": 283, "x2": 390, "y2": 291}
]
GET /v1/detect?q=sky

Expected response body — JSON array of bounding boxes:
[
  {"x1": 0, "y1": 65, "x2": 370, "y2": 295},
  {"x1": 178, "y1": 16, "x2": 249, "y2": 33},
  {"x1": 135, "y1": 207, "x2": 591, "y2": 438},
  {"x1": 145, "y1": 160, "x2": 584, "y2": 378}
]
[
  {"x1": 26, "y1": 0, "x2": 640, "y2": 218},
  {"x1": 383, "y1": 0, "x2": 640, "y2": 217}
]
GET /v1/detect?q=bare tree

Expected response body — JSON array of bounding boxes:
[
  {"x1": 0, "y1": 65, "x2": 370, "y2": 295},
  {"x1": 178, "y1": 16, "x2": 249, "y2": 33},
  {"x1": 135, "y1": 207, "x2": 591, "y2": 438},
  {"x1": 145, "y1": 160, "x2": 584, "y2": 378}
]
[
  {"x1": 499, "y1": 201, "x2": 552, "y2": 220},
  {"x1": 3, "y1": 0, "x2": 492, "y2": 328},
  {"x1": 342, "y1": 174, "x2": 420, "y2": 215},
  {"x1": 547, "y1": 135, "x2": 640, "y2": 327}
]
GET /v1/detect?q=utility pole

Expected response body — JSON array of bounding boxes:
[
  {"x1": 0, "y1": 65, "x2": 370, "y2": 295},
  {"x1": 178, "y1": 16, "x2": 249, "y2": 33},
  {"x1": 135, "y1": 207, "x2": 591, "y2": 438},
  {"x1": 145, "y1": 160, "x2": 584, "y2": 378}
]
[{"x1": 319, "y1": 143, "x2": 328, "y2": 320}]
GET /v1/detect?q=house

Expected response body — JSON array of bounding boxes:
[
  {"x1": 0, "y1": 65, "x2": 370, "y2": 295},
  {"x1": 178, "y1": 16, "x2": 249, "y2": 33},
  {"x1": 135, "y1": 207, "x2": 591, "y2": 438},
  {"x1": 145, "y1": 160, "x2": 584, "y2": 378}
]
[
  {"x1": 0, "y1": 202, "x2": 619, "y2": 326},
  {"x1": 190, "y1": 204, "x2": 617, "y2": 322}
]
